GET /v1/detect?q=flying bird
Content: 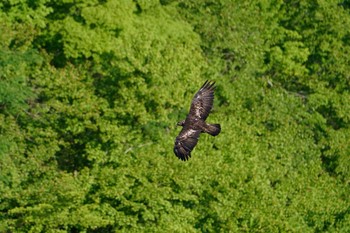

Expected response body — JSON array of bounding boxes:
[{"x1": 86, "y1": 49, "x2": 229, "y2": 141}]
[{"x1": 174, "y1": 80, "x2": 221, "y2": 161}]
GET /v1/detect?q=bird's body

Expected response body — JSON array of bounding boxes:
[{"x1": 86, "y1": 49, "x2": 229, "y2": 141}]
[{"x1": 174, "y1": 80, "x2": 221, "y2": 161}]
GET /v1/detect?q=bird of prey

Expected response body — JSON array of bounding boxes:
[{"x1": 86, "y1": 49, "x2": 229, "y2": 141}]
[{"x1": 174, "y1": 80, "x2": 221, "y2": 161}]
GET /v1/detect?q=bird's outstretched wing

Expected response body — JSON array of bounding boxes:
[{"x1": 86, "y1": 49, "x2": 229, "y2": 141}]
[
  {"x1": 174, "y1": 128, "x2": 201, "y2": 161},
  {"x1": 189, "y1": 80, "x2": 216, "y2": 121}
]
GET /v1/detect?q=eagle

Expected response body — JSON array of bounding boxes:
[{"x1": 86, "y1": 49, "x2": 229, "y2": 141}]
[{"x1": 174, "y1": 80, "x2": 221, "y2": 161}]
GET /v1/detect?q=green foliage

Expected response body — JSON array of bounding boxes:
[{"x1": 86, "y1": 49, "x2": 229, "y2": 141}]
[
  {"x1": 0, "y1": 49, "x2": 41, "y2": 115},
  {"x1": 0, "y1": 0, "x2": 350, "y2": 232}
]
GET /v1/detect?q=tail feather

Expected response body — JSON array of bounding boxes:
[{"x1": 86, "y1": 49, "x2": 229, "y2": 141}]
[{"x1": 205, "y1": 123, "x2": 221, "y2": 136}]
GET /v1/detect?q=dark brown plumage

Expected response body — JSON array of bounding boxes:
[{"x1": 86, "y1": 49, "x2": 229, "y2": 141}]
[{"x1": 174, "y1": 80, "x2": 221, "y2": 161}]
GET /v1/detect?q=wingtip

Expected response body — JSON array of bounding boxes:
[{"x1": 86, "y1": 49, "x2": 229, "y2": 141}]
[
  {"x1": 174, "y1": 144, "x2": 191, "y2": 161},
  {"x1": 201, "y1": 80, "x2": 209, "y2": 88},
  {"x1": 201, "y1": 80, "x2": 216, "y2": 91},
  {"x1": 179, "y1": 154, "x2": 191, "y2": 161}
]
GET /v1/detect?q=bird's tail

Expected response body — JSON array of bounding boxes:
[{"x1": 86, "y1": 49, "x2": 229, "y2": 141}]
[{"x1": 205, "y1": 123, "x2": 221, "y2": 136}]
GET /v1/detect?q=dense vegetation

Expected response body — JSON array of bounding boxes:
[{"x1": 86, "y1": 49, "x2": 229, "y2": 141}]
[{"x1": 1, "y1": 0, "x2": 350, "y2": 232}]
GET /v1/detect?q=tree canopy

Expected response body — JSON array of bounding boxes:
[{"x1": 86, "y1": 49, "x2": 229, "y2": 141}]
[{"x1": 1, "y1": 0, "x2": 349, "y2": 232}]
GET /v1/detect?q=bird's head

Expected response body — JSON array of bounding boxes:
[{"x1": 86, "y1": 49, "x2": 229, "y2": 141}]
[{"x1": 177, "y1": 120, "x2": 185, "y2": 127}]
